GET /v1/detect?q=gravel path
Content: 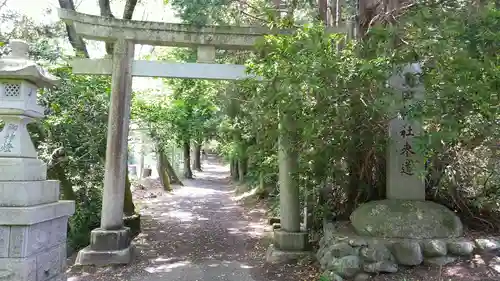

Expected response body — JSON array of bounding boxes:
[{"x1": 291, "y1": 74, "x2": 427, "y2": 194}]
[{"x1": 67, "y1": 156, "x2": 317, "y2": 281}]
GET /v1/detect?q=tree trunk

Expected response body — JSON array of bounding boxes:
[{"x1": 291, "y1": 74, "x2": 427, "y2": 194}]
[
  {"x1": 164, "y1": 154, "x2": 183, "y2": 186},
  {"x1": 123, "y1": 169, "x2": 140, "y2": 238},
  {"x1": 183, "y1": 141, "x2": 193, "y2": 179},
  {"x1": 157, "y1": 152, "x2": 172, "y2": 191},
  {"x1": 238, "y1": 157, "x2": 247, "y2": 182},
  {"x1": 193, "y1": 143, "x2": 202, "y2": 171},
  {"x1": 123, "y1": 170, "x2": 135, "y2": 216},
  {"x1": 47, "y1": 148, "x2": 76, "y2": 200},
  {"x1": 318, "y1": 0, "x2": 328, "y2": 23},
  {"x1": 48, "y1": 164, "x2": 75, "y2": 201},
  {"x1": 230, "y1": 159, "x2": 235, "y2": 177},
  {"x1": 231, "y1": 159, "x2": 239, "y2": 181}
]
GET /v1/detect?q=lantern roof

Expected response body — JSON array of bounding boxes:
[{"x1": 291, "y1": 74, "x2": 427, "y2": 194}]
[{"x1": 0, "y1": 40, "x2": 59, "y2": 88}]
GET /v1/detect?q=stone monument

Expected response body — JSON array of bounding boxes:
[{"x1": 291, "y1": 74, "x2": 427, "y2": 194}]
[
  {"x1": 316, "y1": 64, "x2": 470, "y2": 280},
  {"x1": 0, "y1": 40, "x2": 75, "y2": 281},
  {"x1": 350, "y1": 63, "x2": 463, "y2": 239}
]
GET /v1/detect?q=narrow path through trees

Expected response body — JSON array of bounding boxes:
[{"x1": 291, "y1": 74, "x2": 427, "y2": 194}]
[{"x1": 67, "y1": 155, "x2": 316, "y2": 281}]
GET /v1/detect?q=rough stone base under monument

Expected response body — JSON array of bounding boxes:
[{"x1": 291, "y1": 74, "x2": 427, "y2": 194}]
[
  {"x1": 75, "y1": 227, "x2": 134, "y2": 266},
  {"x1": 317, "y1": 222, "x2": 500, "y2": 280}
]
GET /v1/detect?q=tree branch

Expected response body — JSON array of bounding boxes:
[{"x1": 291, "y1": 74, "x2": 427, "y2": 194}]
[
  {"x1": 0, "y1": 0, "x2": 8, "y2": 12},
  {"x1": 123, "y1": 0, "x2": 139, "y2": 20},
  {"x1": 58, "y1": 0, "x2": 89, "y2": 58},
  {"x1": 100, "y1": 0, "x2": 138, "y2": 55}
]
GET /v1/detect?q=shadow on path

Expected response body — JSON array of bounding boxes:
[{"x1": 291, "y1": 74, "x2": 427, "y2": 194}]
[{"x1": 67, "y1": 155, "x2": 313, "y2": 281}]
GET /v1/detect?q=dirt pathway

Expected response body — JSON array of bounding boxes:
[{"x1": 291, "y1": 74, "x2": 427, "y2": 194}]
[{"x1": 67, "y1": 156, "x2": 317, "y2": 281}]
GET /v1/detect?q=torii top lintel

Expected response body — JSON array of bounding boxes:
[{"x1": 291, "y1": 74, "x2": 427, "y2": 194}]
[{"x1": 58, "y1": 9, "x2": 344, "y2": 50}]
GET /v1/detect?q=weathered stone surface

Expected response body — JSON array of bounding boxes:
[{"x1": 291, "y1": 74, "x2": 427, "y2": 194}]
[
  {"x1": 58, "y1": 8, "x2": 344, "y2": 50},
  {"x1": 363, "y1": 261, "x2": 398, "y2": 273},
  {"x1": 360, "y1": 244, "x2": 392, "y2": 262},
  {"x1": 0, "y1": 180, "x2": 59, "y2": 207},
  {"x1": 424, "y1": 256, "x2": 457, "y2": 266},
  {"x1": 422, "y1": 240, "x2": 447, "y2": 257},
  {"x1": 348, "y1": 238, "x2": 368, "y2": 247},
  {"x1": 474, "y1": 238, "x2": 500, "y2": 252},
  {"x1": 72, "y1": 59, "x2": 263, "y2": 81},
  {"x1": 36, "y1": 244, "x2": 64, "y2": 281},
  {"x1": 89, "y1": 228, "x2": 130, "y2": 251},
  {"x1": 0, "y1": 226, "x2": 9, "y2": 257},
  {"x1": 274, "y1": 230, "x2": 308, "y2": 251},
  {"x1": 329, "y1": 255, "x2": 361, "y2": 278},
  {"x1": 321, "y1": 270, "x2": 344, "y2": 281},
  {"x1": 350, "y1": 200, "x2": 463, "y2": 239},
  {"x1": 392, "y1": 241, "x2": 423, "y2": 265},
  {"x1": 328, "y1": 242, "x2": 357, "y2": 258},
  {"x1": 0, "y1": 201, "x2": 74, "y2": 225},
  {"x1": 447, "y1": 240, "x2": 475, "y2": 256},
  {"x1": 265, "y1": 244, "x2": 312, "y2": 264},
  {"x1": 0, "y1": 158, "x2": 47, "y2": 181},
  {"x1": 8, "y1": 216, "x2": 70, "y2": 259},
  {"x1": 319, "y1": 251, "x2": 334, "y2": 269},
  {"x1": 386, "y1": 63, "x2": 425, "y2": 201},
  {"x1": 50, "y1": 217, "x2": 68, "y2": 247},
  {"x1": 0, "y1": 256, "x2": 36, "y2": 281},
  {"x1": 75, "y1": 244, "x2": 135, "y2": 266},
  {"x1": 354, "y1": 272, "x2": 371, "y2": 281},
  {"x1": 9, "y1": 221, "x2": 51, "y2": 257}
]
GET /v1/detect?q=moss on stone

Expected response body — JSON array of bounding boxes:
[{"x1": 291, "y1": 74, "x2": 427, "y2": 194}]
[{"x1": 350, "y1": 200, "x2": 463, "y2": 239}]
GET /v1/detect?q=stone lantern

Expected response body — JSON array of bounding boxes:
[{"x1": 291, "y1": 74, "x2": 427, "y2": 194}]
[
  {"x1": 0, "y1": 40, "x2": 56, "y2": 160},
  {"x1": 0, "y1": 40, "x2": 74, "y2": 281}
]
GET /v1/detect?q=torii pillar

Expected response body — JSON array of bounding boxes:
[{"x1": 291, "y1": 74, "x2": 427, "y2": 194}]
[{"x1": 75, "y1": 39, "x2": 136, "y2": 265}]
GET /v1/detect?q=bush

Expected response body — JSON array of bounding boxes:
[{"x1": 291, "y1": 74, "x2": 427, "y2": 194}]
[{"x1": 67, "y1": 186, "x2": 102, "y2": 252}]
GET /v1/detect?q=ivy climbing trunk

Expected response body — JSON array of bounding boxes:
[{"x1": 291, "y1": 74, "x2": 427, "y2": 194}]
[
  {"x1": 183, "y1": 141, "x2": 193, "y2": 179},
  {"x1": 193, "y1": 143, "x2": 202, "y2": 171}
]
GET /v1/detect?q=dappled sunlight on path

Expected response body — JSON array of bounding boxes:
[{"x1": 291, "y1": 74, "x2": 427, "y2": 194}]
[{"x1": 67, "y1": 155, "x2": 309, "y2": 281}]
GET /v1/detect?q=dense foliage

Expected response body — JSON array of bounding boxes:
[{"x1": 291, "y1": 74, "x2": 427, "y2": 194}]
[{"x1": 223, "y1": 2, "x2": 500, "y2": 231}]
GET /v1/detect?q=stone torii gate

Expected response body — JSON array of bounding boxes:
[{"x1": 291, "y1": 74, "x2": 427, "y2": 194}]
[{"x1": 58, "y1": 9, "x2": 344, "y2": 266}]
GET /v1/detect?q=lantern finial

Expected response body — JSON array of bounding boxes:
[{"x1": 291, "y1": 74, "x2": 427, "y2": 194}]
[{"x1": 8, "y1": 40, "x2": 29, "y2": 58}]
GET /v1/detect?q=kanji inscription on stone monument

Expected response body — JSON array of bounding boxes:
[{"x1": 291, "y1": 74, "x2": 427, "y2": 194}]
[{"x1": 387, "y1": 63, "x2": 425, "y2": 200}]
